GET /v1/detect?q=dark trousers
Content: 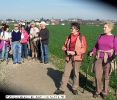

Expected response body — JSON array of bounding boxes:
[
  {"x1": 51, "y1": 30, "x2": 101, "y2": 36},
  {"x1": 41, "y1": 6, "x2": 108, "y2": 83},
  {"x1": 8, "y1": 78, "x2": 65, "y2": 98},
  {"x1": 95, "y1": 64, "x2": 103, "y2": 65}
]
[{"x1": 21, "y1": 43, "x2": 28, "y2": 58}]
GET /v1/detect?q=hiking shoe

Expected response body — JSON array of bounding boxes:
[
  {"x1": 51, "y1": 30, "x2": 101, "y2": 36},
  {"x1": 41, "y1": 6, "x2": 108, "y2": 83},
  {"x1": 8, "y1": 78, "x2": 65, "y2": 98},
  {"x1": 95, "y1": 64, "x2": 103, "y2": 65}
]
[
  {"x1": 40, "y1": 61, "x2": 44, "y2": 63},
  {"x1": 44, "y1": 62, "x2": 49, "y2": 64},
  {"x1": 1, "y1": 59, "x2": 4, "y2": 62},
  {"x1": 72, "y1": 90, "x2": 78, "y2": 95},
  {"x1": 18, "y1": 62, "x2": 22, "y2": 64},
  {"x1": 54, "y1": 89, "x2": 64, "y2": 94},
  {"x1": 13, "y1": 62, "x2": 16, "y2": 64},
  {"x1": 93, "y1": 93, "x2": 99, "y2": 98},
  {"x1": 102, "y1": 94, "x2": 107, "y2": 99}
]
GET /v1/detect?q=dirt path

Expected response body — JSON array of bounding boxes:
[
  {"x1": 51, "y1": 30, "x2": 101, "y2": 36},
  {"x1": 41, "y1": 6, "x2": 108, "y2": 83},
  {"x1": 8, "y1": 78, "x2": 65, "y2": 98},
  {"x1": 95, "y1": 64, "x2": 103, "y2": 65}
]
[{"x1": 0, "y1": 58, "x2": 102, "y2": 100}]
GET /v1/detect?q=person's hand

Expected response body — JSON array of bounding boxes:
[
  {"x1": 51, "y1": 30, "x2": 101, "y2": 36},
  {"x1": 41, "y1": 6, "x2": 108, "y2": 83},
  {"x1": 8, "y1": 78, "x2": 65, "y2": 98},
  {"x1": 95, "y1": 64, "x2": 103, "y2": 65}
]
[
  {"x1": 67, "y1": 51, "x2": 75, "y2": 55},
  {"x1": 69, "y1": 51, "x2": 75, "y2": 55},
  {"x1": 89, "y1": 51, "x2": 93, "y2": 56},
  {"x1": 39, "y1": 37, "x2": 42, "y2": 40},
  {"x1": 67, "y1": 51, "x2": 71, "y2": 55},
  {"x1": 30, "y1": 34, "x2": 33, "y2": 39},
  {"x1": 4, "y1": 38, "x2": 9, "y2": 41}
]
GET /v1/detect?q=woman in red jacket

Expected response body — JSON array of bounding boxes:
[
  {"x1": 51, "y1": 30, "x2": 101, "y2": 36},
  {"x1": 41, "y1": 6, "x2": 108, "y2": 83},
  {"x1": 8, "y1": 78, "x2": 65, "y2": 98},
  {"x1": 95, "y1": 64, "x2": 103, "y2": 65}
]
[
  {"x1": 54, "y1": 22, "x2": 87, "y2": 95},
  {"x1": 21, "y1": 25, "x2": 29, "y2": 60}
]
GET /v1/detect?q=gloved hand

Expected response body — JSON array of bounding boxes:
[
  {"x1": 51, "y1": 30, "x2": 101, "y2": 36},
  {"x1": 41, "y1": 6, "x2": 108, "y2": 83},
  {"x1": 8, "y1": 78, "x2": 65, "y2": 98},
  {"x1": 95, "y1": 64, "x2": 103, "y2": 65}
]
[
  {"x1": 111, "y1": 53, "x2": 117, "y2": 60},
  {"x1": 87, "y1": 51, "x2": 93, "y2": 57}
]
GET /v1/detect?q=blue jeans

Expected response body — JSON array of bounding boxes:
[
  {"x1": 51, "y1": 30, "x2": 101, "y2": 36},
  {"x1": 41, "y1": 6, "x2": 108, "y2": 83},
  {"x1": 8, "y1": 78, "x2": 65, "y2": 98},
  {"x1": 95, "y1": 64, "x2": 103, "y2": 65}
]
[
  {"x1": 40, "y1": 44, "x2": 49, "y2": 62},
  {"x1": 12, "y1": 42, "x2": 22, "y2": 63},
  {"x1": 1, "y1": 44, "x2": 9, "y2": 60},
  {"x1": 0, "y1": 49, "x2": 2, "y2": 59},
  {"x1": 21, "y1": 43, "x2": 28, "y2": 58}
]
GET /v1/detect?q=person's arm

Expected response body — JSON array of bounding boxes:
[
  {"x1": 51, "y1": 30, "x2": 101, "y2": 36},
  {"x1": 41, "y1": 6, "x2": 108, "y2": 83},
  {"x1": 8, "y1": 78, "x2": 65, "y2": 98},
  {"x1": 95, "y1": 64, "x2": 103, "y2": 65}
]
[
  {"x1": 20, "y1": 32, "x2": 24, "y2": 42},
  {"x1": 91, "y1": 35, "x2": 102, "y2": 54},
  {"x1": 74, "y1": 36, "x2": 87, "y2": 56},
  {"x1": 0, "y1": 32, "x2": 8, "y2": 41},
  {"x1": 26, "y1": 31, "x2": 29, "y2": 40},
  {"x1": 62, "y1": 37, "x2": 68, "y2": 52},
  {"x1": 113, "y1": 37, "x2": 117, "y2": 55}
]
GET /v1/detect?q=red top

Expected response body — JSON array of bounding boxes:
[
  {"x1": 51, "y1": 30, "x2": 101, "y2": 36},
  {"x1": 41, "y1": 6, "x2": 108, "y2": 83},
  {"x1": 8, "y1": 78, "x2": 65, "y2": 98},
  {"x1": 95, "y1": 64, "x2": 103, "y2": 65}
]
[{"x1": 69, "y1": 32, "x2": 79, "y2": 51}]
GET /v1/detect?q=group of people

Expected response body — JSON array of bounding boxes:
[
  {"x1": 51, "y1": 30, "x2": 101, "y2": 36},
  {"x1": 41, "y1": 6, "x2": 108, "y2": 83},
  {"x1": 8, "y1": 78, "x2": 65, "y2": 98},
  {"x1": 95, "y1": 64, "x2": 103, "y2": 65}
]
[
  {"x1": 0, "y1": 21, "x2": 49, "y2": 64},
  {"x1": 0, "y1": 21, "x2": 116, "y2": 99},
  {"x1": 54, "y1": 21, "x2": 117, "y2": 99}
]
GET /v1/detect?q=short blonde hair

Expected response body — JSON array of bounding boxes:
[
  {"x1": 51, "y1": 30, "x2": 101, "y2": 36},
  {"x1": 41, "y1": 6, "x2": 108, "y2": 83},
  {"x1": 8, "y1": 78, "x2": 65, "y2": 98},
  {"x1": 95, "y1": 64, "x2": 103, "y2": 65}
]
[
  {"x1": 31, "y1": 22, "x2": 35, "y2": 26},
  {"x1": 103, "y1": 21, "x2": 114, "y2": 30}
]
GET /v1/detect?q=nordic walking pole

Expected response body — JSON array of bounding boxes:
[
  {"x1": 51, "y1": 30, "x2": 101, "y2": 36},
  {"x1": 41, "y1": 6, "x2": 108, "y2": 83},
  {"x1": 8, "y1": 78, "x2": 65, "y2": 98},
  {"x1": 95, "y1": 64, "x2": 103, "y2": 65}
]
[
  {"x1": 6, "y1": 58, "x2": 9, "y2": 65},
  {"x1": 40, "y1": 39, "x2": 43, "y2": 62},
  {"x1": 83, "y1": 52, "x2": 91, "y2": 93}
]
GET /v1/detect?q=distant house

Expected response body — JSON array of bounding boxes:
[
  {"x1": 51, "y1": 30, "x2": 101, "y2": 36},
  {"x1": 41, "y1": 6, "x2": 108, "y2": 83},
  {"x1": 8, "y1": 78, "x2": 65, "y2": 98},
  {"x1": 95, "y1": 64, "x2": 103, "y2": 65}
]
[
  {"x1": 51, "y1": 19, "x2": 60, "y2": 25},
  {"x1": 68, "y1": 18, "x2": 78, "y2": 22}
]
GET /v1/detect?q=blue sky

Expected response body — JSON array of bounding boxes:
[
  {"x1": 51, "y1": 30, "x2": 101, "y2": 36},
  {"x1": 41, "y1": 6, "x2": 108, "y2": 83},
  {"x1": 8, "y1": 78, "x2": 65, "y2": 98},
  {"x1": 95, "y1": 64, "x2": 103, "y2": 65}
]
[{"x1": 0, "y1": 0, "x2": 117, "y2": 20}]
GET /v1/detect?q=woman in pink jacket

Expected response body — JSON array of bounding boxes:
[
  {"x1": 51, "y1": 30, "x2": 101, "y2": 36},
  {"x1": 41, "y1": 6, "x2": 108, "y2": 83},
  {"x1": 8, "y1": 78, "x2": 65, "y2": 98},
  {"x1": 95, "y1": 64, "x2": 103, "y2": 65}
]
[{"x1": 21, "y1": 25, "x2": 29, "y2": 59}]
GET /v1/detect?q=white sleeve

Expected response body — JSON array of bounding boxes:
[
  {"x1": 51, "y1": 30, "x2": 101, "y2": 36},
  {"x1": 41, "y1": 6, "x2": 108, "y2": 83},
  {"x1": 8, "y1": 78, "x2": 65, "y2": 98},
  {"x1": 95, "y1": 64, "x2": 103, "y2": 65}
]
[
  {"x1": 0, "y1": 32, "x2": 3, "y2": 36},
  {"x1": 8, "y1": 32, "x2": 11, "y2": 38},
  {"x1": 30, "y1": 28, "x2": 33, "y2": 34},
  {"x1": 21, "y1": 33, "x2": 24, "y2": 39}
]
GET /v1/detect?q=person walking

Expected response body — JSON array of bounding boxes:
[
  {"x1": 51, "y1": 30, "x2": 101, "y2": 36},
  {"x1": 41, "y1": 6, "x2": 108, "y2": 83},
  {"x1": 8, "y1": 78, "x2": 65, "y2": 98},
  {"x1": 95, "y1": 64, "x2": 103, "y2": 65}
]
[
  {"x1": 38, "y1": 21, "x2": 49, "y2": 64},
  {"x1": 54, "y1": 22, "x2": 87, "y2": 95},
  {"x1": 89, "y1": 21, "x2": 117, "y2": 99}
]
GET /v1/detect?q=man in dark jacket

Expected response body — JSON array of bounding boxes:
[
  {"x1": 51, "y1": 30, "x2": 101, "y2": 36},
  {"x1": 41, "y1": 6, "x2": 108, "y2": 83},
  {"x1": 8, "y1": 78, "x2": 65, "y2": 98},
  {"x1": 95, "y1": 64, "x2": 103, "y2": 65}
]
[{"x1": 38, "y1": 21, "x2": 49, "y2": 64}]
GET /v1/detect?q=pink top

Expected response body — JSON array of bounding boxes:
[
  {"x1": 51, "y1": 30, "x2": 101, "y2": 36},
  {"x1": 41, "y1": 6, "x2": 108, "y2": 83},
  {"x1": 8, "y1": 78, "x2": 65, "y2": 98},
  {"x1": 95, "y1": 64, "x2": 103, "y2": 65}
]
[
  {"x1": 21, "y1": 30, "x2": 28, "y2": 43},
  {"x1": 92, "y1": 34, "x2": 117, "y2": 58}
]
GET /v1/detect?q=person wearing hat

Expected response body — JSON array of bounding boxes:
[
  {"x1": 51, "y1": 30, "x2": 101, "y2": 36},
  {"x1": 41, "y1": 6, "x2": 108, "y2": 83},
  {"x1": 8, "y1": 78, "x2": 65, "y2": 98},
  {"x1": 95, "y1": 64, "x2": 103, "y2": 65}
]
[
  {"x1": 9, "y1": 23, "x2": 24, "y2": 64},
  {"x1": 38, "y1": 21, "x2": 49, "y2": 64},
  {"x1": 30, "y1": 22, "x2": 39, "y2": 60}
]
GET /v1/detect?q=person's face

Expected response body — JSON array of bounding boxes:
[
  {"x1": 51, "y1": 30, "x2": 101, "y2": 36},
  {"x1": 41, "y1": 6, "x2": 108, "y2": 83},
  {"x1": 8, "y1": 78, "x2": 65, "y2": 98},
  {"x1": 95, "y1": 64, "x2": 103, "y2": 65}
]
[
  {"x1": 38, "y1": 25, "x2": 41, "y2": 28},
  {"x1": 28, "y1": 23, "x2": 31, "y2": 27},
  {"x1": 40, "y1": 24, "x2": 45, "y2": 29},
  {"x1": 103, "y1": 24, "x2": 112, "y2": 34},
  {"x1": 14, "y1": 26, "x2": 18, "y2": 30},
  {"x1": 6, "y1": 28, "x2": 9, "y2": 32},
  {"x1": 21, "y1": 27, "x2": 24, "y2": 31},
  {"x1": 70, "y1": 26, "x2": 78, "y2": 33},
  {"x1": 31, "y1": 24, "x2": 35, "y2": 28}
]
